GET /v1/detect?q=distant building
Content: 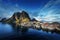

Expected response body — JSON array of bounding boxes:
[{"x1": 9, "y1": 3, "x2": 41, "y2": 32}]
[{"x1": 41, "y1": 22, "x2": 49, "y2": 29}]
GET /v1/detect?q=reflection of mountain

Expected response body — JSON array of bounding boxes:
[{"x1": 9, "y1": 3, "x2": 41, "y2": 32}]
[{"x1": 3, "y1": 11, "x2": 31, "y2": 24}]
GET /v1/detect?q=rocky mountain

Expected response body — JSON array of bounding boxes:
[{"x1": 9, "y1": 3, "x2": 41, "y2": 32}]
[
  {"x1": 2, "y1": 11, "x2": 31, "y2": 24},
  {"x1": 31, "y1": 18, "x2": 38, "y2": 22},
  {"x1": 0, "y1": 18, "x2": 7, "y2": 22}
]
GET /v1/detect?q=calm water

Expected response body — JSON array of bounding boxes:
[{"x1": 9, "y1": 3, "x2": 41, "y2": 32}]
[{"x1": 0, "y1": 22, "x2": 60, "y2": 40}]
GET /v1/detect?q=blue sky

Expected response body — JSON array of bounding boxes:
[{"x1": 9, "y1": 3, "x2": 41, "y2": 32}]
[{"x1": 0, "y1": 0, "x2": 60, "y2": 22}]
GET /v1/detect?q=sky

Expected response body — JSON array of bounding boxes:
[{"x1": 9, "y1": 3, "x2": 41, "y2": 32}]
[{"x1": 0, "y1": 0, "x2": 60, "y2": 22}]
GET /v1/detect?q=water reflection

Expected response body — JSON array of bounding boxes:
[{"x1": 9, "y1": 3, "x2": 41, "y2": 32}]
[
  {"x1": 0, "y1": 23, "x2": 15, "y2": 38},
  {"x1": 0, "y1": 22, "x2": 60, "y2": 40}
]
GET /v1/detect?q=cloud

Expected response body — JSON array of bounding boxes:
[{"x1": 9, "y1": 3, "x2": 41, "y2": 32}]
[
  {"x1": 0, "y1": 0, "x2": 60, "y2": 22},
  {"x1": 0, "y1": 0, "x2": 22, "y2": 18},
  {"x1": 35, "y1": 0, "x2": 60, "y2": 22}
]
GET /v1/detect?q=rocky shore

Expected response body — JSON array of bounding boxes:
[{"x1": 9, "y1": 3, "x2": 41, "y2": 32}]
[{"x1": 17, "y1": 21, "x2": 60, "y2": 31}]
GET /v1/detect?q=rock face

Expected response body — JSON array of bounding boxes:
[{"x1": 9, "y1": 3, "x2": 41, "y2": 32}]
[
  {"x1": 0, "y1": 17, "x2": 1, "y2": 21},
  {"x1": 5, "y1": 11, "x2": 30, "y2": 24},
  {"x1": 0, "y1": 18, "x2": 7, "y2": 22}
]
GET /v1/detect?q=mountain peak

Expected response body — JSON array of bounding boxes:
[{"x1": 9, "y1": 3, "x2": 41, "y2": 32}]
[
  {"x1": 31, "y1": 18, "x2": 38, "y2": 21},
  {"x1": 5, "y1": 11, "x2": 31, "y2": 24}
]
